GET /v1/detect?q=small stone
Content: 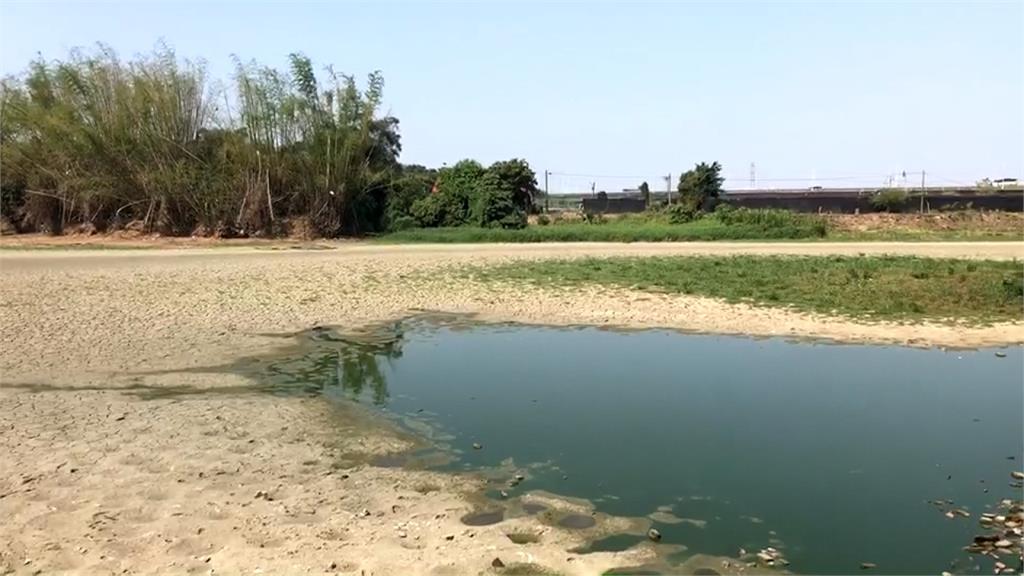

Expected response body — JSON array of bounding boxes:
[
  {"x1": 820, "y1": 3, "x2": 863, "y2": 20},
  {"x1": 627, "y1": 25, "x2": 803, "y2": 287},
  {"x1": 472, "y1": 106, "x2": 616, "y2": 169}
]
[
  {"x1": 514, "y1": 474, "x2": 525, "y2": 481},
  {"x1": 491, "y1": 557, "x2": 505, "y2": 568},
  {"x1": 329, "y1": 562, "x2": 337, "y2": 570},
  {"x1": 945, "y1": 511, "x2": 955, "y2": 518},
  {"x1": 397, "y1": 531, "x2": 407, "y2": 539},
  {"x1": 942, "y1": 572, "x2": 953, "y2": 576},
  {"x1": 647, "y1": 528, "x2": 662, "y2": 542},
  {"x1": 357, "y1": 509, "x2": 371, "y2": 518},
  {"x1": 499, "y1": 491, "x2": 509, "y2": 499},
  {"x1": 444, "y1": 534, "x2": 454, "y2": 541},
  {"x1": 1011, "y1": 471, "x2": 1024, "y2": 480},
  {"x1": 472, "y1": 443, "x2": 482, "y2": 450},
  {"x1": 995, "y1": 352, "x2": 1007, "y2": 358},
  {"x1": 861, "y1": 562, "x2": 877, "y2": 570},
  {"x1": 997, "y1": 562, "x2": 1007, "y2": 571},
  {"x1": 994, "y1": 539, "x2": 1012, "y2": 548},
  {"x1": 980, "y1": 517, "x2": 994, "y2": 524}
]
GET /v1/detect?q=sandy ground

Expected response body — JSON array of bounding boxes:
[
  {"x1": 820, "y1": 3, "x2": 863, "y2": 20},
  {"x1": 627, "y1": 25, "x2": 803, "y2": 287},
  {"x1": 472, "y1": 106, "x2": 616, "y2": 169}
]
[{"x1": 1, "y1": 242, "x2": 1022, "y2": 575}]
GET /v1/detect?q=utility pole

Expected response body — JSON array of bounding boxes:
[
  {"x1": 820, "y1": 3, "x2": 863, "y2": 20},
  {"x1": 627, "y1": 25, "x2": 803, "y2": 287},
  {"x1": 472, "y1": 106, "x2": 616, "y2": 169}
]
[
  {"x1": 920, "y1": 170, "x2": 926, "y2": 213},
  {"x1": 544, "y1": 170, "x2": 550, "y2": 213},
  {"x1": 665, "y1": 173, "x2": 672, "y2": 205}
]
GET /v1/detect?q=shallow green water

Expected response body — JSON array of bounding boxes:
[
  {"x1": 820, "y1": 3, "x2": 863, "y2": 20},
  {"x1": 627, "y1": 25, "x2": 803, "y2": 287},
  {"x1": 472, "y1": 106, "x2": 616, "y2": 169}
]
[{"x1": 256, "y1": 319, "x2": 1023, "y2": 575}]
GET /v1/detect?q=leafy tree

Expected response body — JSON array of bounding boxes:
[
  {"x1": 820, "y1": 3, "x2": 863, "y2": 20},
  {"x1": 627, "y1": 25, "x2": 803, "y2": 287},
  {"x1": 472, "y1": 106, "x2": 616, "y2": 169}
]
[
  {"x1": 677, "y1": 161, "x2": 724, "y2": 211},
  {"x1": 484, "y1": 158, "x2": 538, "y2": 212},
  {"x1": 638, "y1": 181, "x2": 651, "y2": 205}
]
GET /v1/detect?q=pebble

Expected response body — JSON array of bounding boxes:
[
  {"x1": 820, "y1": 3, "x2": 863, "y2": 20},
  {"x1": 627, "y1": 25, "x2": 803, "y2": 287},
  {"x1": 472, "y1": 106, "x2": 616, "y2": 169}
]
[
  {"x1": 860, "y1": 562, "x2": 877, "y2": 569},
  {"x1": 472, "y1": 443, "x2": 482, "y2": 450},
  {"x1": 444, "y1": 534, "x2": 454, "y2": 541},
  {"x1": 1011, "y1": 471, "x2": 1024, "y2": 480},
  {"x1": 995, "y1": 352, "x2": 1007, "y2": 358},
  {"x1": 514, "y1": 474, "x2": 525, "y2": 481},
  {"x1": 994, "y1": 539, "x2": 1012, "y2": 548},
  {"x1": 491, "y1": 557, "x2": 505, "y2": 568},
  {"x1": 647, "y1": 528, "x2": 662, "y2": 542}
]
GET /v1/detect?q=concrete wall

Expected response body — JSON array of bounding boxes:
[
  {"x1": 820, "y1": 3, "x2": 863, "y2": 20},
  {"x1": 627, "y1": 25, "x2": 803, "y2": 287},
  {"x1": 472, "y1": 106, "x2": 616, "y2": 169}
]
[
  {"x1": 581, "y1": 197, "x2": 647, "y2": 214},
  {"x1": 725, "y1": 192, "x2": 1023, "y2": 213}
]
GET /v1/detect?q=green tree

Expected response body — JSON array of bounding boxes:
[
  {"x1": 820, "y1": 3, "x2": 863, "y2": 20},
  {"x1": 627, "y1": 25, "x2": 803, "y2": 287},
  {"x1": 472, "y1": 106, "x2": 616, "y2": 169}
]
[
  {"x1": 677, "y1": 161, "x2": 724, "y2": 211},
  {"x1": 409, "y1": 159, "x2": 484, "y2": 227},
  {"x1": 638, "y1": 181, "x2": 651, "y2": 205},
  {"x1": 485, "y1": 158, "x2": 538, "y2": 213}
]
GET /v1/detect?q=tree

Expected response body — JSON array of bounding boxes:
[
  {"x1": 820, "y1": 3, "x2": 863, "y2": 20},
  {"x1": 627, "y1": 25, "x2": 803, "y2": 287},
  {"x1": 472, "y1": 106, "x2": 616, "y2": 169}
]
[
  {"x1": 677, "y1": 161, "x2": 724, "y2": 211},
  {"x1": 638, "y1": 181, "x2": 651, "y2": 205},
  {"x1": 409, "y1": 159, "x2": 484, "y2": 227},
  {"x1": 484, "y1": 158, "x2": 538, "y2": 213}
]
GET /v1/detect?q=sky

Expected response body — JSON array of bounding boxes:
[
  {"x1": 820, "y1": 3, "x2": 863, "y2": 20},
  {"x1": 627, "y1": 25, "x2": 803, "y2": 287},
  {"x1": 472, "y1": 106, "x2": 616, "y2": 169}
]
[{"x1": 1, "y1": 1, "x2": 1022, "y2": 193}]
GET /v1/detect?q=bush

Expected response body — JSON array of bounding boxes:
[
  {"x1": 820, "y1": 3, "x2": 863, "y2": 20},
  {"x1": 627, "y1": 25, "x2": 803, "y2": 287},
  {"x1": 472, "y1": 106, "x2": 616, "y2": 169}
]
[
  {"x1": 537, "y1": 214, "x2": 551, "y2": 226},
  {"x1": 871, "y1": 189, "x2": 909, "y2": 212},
  {"x1": 666, "y1": 202, "x2": 700, "y2": 224},
  {"x1": 712, "y1": 207, "x2": 827, "y2": 237},
  {"x1": 472, "y1": 186, "x2": 526, "y2": 229}
]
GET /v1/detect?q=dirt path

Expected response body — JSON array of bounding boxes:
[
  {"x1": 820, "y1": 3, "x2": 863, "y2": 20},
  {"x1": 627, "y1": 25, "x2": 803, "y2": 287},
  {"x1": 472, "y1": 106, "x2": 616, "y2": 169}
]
[
  {"x1": 1, "y1": 242, "x2": 1021, "y2": 575},
  {"x1": 2, "y1": 240, "x2": 1023, "y2": 267}
]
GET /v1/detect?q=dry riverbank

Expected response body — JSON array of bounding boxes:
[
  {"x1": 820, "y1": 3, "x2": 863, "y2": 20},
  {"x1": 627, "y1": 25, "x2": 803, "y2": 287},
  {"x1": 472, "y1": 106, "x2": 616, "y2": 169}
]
[{"x1": 1, "y1": 243, "x2": 1022, "y2": 575}]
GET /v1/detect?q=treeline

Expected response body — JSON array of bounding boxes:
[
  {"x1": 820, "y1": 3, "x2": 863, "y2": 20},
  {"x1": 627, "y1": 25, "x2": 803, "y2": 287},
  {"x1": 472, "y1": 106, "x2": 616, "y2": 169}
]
[{"x1": 0, "y1": 45, "x2": 538, "y2": 237}]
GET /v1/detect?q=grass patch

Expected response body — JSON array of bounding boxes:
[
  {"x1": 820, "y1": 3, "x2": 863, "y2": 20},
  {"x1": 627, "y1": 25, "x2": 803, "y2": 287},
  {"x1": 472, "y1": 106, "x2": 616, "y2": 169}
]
[
  {"x1": 380, "y1": 211, "x2": 827, "y2": 243},
  {"x1": 471, "y1": 256, "x2": 1024, "y2": 323}
]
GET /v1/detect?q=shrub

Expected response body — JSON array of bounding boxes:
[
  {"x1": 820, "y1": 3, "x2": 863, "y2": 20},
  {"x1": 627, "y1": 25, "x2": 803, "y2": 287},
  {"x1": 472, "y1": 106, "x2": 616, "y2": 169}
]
[
  {"x1": 472, "y1": 186, "x2": 525, "y2": 229},
  {"x1": 537, "y1": 214, "x2": 551, "y2": 226},
  {"x1": 871, "y1": 189, "x2": 909, "y2": 212},
  {"x1": 713, "y1": 207, "x2": 827, "y2": 237},
  {"x1": 666, "y1": 202, "x2": 700, "y2": 224}
]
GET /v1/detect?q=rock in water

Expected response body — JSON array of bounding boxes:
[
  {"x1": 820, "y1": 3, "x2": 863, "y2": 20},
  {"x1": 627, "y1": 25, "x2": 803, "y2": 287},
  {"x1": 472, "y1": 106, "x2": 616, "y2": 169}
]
[
  {"x1": 995, "y1": 352, "x2": 1007, "y2": 358},
  {"x1": 860, "y1": 562, "x2": 877, "y2": 570},
  {"x1": 647, "y1": 528, "x2": 662, "y2": 542},
  {"x1": 1011, "y1": 471, "x2": 1024, "y2": 480},
  {"x1": 472, "y1": 442, "x2": 483, "y2": 450},
  {"x1": 491, "y1": 557, "x2": 505, "y2": 568}
]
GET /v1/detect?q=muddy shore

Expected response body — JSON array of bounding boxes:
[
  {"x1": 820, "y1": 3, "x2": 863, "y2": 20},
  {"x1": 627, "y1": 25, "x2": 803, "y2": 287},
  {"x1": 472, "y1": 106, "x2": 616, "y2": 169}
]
[{"x1": 1, "y1": 243, "x2": 1022, "y2": 575}]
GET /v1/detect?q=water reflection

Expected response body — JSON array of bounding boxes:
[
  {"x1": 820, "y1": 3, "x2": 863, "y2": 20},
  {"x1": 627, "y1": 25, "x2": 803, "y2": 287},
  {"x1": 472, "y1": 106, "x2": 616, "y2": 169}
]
[{"x1": 259, "y1": 324, "x2": 404, "y2": 404}]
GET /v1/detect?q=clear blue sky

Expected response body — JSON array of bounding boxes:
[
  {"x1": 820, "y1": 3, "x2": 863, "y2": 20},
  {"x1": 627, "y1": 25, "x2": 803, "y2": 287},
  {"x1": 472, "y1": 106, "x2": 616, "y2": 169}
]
[{"x1": 2, "y1": 1, "x2": 1022, "y2": 193}]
